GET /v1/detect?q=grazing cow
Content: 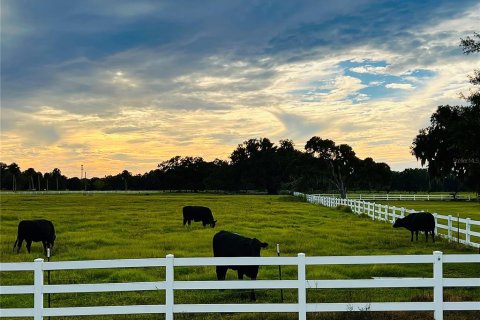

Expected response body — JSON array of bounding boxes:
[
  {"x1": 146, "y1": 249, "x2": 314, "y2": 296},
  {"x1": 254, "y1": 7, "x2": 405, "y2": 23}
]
[
  {"x1": 212, "y1": 230, "x2": 268, "y2": 300},
  {"x1": 393, "y1": 212, "x2": 435, "y2": 242},
  {"x1": 183, "y1": 206, "x2": 216, "y2": 227},
  {"x1": 13, "y1": 220, "x2": 56, "y2": 254}
]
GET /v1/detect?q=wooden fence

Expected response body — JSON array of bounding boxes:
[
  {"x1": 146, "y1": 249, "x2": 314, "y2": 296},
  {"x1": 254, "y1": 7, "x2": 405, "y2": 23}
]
[
  {"x1": 295, "y1": 193, "x2": 480, "y2": 249},
  {"x1": 1, "y1": 252, "x2": 479, "y2": 320}
]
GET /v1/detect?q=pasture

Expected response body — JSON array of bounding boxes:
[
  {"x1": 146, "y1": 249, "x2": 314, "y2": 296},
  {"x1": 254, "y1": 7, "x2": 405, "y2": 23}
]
[{"x1": 1, "y1": 193, "x2": 479, "y2": 320}]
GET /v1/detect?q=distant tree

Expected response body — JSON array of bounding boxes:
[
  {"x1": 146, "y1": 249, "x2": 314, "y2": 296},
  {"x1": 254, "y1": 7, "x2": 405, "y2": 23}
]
[
  {"x1": 8, "y1": 163, "x2": 21, "y2": 191},
  {"x1": 230, "y1": 138, "x2": 280, "y2": 194},
  {"x1": 158, "y1": 156, "x2": 208, "y2": 191},
  {"x1": 23, "y1": 168, "x2": 37, "y2": 190},
  {"x1": 43, "y1": 172, "x2": 51, "y2": 191},
  {"x1": 354, "y1": 158, "x2": 391, "y2": 191},
  {"x1": 121, "y1": 170, "x2": 131, "y2": 191},
  {"x1": 305, "y1": 137, "x2": 359, "y2": 198},
  {"x1": 0, "y1": 162, "x2": 8, "y2": 189},
  {"x1": 51, "y1": 168, "x2": 62, "y2": 190}
]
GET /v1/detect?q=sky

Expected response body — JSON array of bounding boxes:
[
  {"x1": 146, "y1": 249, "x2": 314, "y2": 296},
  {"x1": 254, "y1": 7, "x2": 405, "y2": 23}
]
[{"x1": 1, "y1": 0, "x2": 479, "y2": 178}]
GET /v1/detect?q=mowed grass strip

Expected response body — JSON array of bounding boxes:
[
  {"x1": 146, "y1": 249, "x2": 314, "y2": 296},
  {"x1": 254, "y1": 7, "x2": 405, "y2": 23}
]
[{"x1": 0, "y1": 194, "x2": 479, "y2": 320}]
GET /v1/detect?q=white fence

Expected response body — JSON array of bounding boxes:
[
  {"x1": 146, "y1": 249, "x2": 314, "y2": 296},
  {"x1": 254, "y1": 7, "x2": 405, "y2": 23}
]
[
  {"x1": 315, "y1": 193, "x2": 476, "y2": 201},
  {"x1": 295, "y1": 193, "x2": 480, "y2": 249},
  {"x1": 1, "y1": 252, "x2": 479, "y2": 320}
]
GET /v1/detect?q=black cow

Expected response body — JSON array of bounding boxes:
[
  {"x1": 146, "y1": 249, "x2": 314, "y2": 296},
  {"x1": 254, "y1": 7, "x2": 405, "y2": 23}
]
[
  {"x1": 393, "y1": 212, "x2": 435, "y2": 242},
  {"x1": 13, "y1": 220, "x2": 56, "y2": 254},
  {"x1": 212, "y1": 230, "x2": 268, "y2": 300},
  {"x1": 183, "y1": 206, "x2": 216, "y2": 227}
]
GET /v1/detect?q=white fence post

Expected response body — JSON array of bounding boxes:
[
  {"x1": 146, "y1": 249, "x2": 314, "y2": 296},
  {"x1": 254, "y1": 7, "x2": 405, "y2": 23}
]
[
  {"x1": 34, "y1": 258, "x2": 44, "y2": 320},
  {"x1": 433, "y1": 213, "x2": 438, "y2": 236},
  {"x1": 297, "y1": 253, "x2": 306, "y2": 320},
  {"x1": 433, "y1": 251, "x2": 443, "y2": 320},
  {"x1": 447, "y1": 215, "x2": 452, "y2": 241},
  {"x1": 466, "y1": 218, "x2": 471, "y2": 244},
  {"x1": 166, "y1": 254, "x2": 174, "y2": 320}
]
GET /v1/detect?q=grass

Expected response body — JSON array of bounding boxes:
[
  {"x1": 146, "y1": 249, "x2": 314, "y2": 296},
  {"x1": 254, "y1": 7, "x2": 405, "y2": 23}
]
[{"x1": 0, "y1": 193, "x2": 479, "y2": 320}]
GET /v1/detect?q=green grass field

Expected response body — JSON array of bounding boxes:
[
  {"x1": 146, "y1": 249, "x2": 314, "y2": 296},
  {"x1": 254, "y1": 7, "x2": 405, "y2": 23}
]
[{"x1": 0, "y1": 193, "x2": 479, "y2": 320}]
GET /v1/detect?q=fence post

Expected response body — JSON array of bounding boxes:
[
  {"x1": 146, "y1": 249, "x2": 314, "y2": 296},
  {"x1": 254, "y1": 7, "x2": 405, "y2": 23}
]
[
  {"x1": 34, "y1": 258, "x2": 44, "y2": 320},
  {"x1": 166, "y1": 254, "x2": 174, "y2": 320},
  {"x1": 447, "y1": 215, "x2": 452, "y2": 240},
  {"x1": 433, "y1": 213, "x2": 438, "y2": 236},
  {"x1": 297, "y1": 253, "x2": 306, "y2": 320},
  {"x1": 466, "y1": 218, "x2": 471, "y2": 244},
  {"x1": 433, "y1": 251, "x2": 443, "y2": 320}
]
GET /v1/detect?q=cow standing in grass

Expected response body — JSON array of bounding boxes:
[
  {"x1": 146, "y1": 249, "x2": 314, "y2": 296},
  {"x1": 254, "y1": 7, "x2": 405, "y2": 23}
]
[
  {"x1": 13, "y1": 219, "x2": 56, "y2": 254},
  {"x1": 393, "y1": 212, "x2": 435, "y2": 242},
  {"x1": 212, "y1": 230, "x2": 268, "y2": 300},
  {"x1": 183, "y1": 206, "x2": 217, "y2": 227}
]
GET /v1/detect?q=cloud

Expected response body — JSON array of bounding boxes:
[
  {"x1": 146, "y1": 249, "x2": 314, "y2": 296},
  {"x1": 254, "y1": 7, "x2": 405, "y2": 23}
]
[
  {"x1": 350, "y1": 65, "x2": 388, "y2": 74},
  {"x1": 385, "y1": 83, "x2": 415, "y2": 90}
]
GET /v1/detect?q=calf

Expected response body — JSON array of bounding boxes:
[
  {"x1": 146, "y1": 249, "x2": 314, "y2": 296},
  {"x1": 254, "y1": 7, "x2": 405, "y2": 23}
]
[
  {"x1": 393, "y1": 212, "x2": 435, "y2": 242},
  {"x1": 212, "y1": 230, "x2": 268, "y2": 300},
  {"x1": 183, "y1": 206, "x2": 216, "y2": 227},
  {"x1": 13, "y1": 219, "x2": 56, "y2": 254}
]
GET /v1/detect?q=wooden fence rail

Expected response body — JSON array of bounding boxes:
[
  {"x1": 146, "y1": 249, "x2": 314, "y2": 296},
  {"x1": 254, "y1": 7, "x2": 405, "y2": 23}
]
[
  {"x1": 1, "y1": 252, "x2": 479, "y2": 319},
  {"x1": 295, "y1": 193, "x2": 480, "y2": 249}
]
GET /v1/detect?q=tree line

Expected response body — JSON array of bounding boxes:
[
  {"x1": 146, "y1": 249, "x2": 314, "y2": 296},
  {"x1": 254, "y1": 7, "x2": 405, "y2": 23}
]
[{"x1": 0, "y1": 136, "x2": 471, "y2": 194}]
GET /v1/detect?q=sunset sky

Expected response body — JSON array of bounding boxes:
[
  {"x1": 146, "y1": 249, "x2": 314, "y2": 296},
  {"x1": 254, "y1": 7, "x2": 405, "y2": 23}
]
[{"x1": 1, "y1": 0, "x2": 479, "y2": 178}]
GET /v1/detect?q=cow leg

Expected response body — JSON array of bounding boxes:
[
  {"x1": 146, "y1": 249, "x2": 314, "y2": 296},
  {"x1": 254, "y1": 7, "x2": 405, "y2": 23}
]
[
  {"x1": 14, "y1": 238, "x2": 23, "y2": 253},
  {"x1": 432, "y1": 231, "x2": 435, "y2": 243},
  {"x1": 216, "y1": 266, "x2": 227, "y2": 281},
  {"x1": 250, "y1": 276, "x2": 257, "y2": 301},
  {"x1": 183, "y1": 218, "x2": 187, "y2": 226},
  {"x1": 415, "y1": 231, "x2": 419, "y2": 241},
  {"x1": 26, "y1": 240, "x2": 32, "y2": 253},
  {"x1": 42, "y1": 241, "x2": 49, "y2": 254},
  {"x1": 425, "y1": 231, "x2": 428, "y2": 242},
  {"x1": 410, "y1": 231, "x2": 414, "y2": 242}
]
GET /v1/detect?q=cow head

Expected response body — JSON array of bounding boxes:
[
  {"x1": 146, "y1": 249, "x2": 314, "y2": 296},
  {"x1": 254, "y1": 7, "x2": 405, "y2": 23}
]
[
  {"x1": 393, "y1": 217, "x2": 404, "y2": 228},
  {"x1": 210, "y1": 220, "x2": 217, "y2": 228},
  {"x1": 250, "y1": 238, "x2": 268, "y2": 256}
]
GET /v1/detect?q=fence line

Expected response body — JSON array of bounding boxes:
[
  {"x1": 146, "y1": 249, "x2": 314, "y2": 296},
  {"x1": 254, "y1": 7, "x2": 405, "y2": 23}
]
[
  {"x1": 313, "y1": 193, "x2": 475, "y2": 201},
  {"x1": 295, "y1": 193, "x2": 480, "y2": 249},
  {"x1": 1, "y1": 252, "x2": 479, "y2": 319}
]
